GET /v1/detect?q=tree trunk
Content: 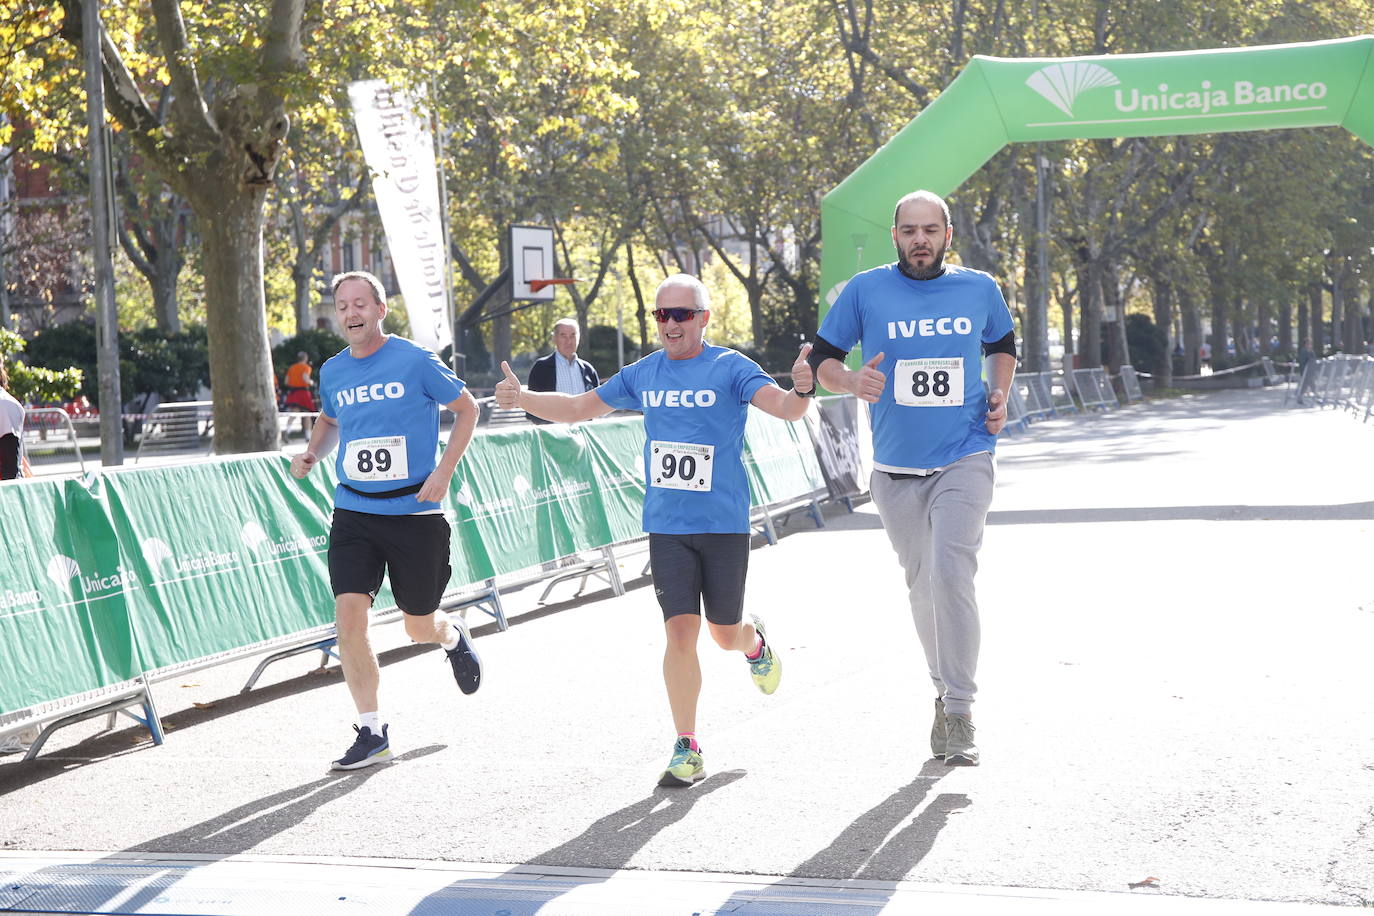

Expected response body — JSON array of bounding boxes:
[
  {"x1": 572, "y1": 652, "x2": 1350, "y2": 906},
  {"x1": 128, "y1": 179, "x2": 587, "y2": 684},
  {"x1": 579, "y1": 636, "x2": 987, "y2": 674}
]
[
  {"x1": 1308, "y1": 284, "x2": 1323, "y2": 353},
  {"x1": 1341, "y1": 271, "x2": 1361, "y2": 353},
  {"x1": 626, "y1": 241, "x2": 648, "y2": 354},
  {"x1": 1077, "y1": 259, "x2": 1102, "y2": 369},
  {"x1": 1206, "y1": 265, "x2": 1227, "y2": 367},
  {"x1": 1150, "y1": 275, "x2": 1174, "y2": 388},
  {"x1": 292, "y1": 258, "x2": 313, "y2": 333},
  {"x1": 1102, "y1": 261, "x2": 1127, "y2": 372},
  {"x1": 1178, "y1": 283, "x2": 1201, "y2": 376},
  {"x1": 151, "y1": 250, "x2": 181, "y2": 334},
  {"x1": 1058, "y1": 273, "x2": 1074, "y2": 373},
  {"x1": 1018, "y1": 178, "x2": 1048, "y2": 373},
  {"x1": 198, "y1": 188, "x2": 279, "y2": 453},
  {"x1": 1330, "y1": 271, "x2": 1345, "y2": 353}
]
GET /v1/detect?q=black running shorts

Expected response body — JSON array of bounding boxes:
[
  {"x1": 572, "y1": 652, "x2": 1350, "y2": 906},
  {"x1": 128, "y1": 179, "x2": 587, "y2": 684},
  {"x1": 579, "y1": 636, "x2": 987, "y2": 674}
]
[
  {"x1": 328, "y1": 508, "x2": 452, "y2": 615},
  {"x1": 648, "y1": 533, "x2": 751, "y2": 626}
]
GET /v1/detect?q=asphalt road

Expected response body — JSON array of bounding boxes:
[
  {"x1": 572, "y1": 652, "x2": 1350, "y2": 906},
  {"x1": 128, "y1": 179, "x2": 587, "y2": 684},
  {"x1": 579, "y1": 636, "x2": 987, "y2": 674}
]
[{"x1": 1, "y1": 387, "x2": 1370, "y2": 913}]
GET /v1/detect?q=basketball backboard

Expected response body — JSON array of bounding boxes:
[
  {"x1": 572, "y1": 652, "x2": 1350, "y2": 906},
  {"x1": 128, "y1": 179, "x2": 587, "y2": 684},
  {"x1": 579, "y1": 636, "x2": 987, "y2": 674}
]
[{"x1": 509, "y1": 224, "x2": 556, "y2": 302}]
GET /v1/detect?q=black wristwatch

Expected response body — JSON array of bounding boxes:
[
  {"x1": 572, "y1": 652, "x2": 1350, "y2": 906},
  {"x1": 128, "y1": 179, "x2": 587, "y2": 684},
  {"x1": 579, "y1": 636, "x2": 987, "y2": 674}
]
[{"x1": 795, "y1": 386, "x2": 816, "y2": 398}]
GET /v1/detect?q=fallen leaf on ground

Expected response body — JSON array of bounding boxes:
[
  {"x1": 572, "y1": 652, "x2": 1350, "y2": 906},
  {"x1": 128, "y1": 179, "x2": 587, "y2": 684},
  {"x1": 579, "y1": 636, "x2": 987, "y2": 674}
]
[{"x1": 1128, "y1": 877, "x2": 1160, "y2": 889}]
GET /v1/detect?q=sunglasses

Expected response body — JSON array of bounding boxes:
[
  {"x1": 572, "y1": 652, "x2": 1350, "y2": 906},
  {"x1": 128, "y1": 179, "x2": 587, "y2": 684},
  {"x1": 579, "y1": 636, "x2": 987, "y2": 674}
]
[{"x1": 653, "y1": 307, "x2": 704, "y2": 323}]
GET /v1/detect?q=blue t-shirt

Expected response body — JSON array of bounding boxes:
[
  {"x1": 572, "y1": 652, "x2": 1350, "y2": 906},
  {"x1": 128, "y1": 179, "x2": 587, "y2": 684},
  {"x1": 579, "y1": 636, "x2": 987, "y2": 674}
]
[
  {"x1": 319, "y1": 336, "x2": 465, "y2": 515},
  {"x1": 597, "y1": 344, "x2": 773, "y2": 534},
  {"x1": 818, "y1": 263, "x2": 1015, "y2": 472}
]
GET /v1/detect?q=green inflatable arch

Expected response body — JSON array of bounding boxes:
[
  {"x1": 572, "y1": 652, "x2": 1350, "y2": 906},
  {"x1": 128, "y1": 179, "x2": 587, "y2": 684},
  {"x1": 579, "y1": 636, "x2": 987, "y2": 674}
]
[{"x1": 820, "y1": 35, "x2": 1374, "y2": 313}]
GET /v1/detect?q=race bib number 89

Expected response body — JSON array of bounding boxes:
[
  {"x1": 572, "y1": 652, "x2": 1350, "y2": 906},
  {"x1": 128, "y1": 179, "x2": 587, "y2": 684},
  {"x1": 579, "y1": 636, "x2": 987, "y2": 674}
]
[
  {"x1": 343, "y1": 435, "x2": 409, "y2": 482},
  {"x1": 894, "y1": 357, "x2": 964, "y2": 408},
  {"x1": 650, "y1": 440, "x2": 714, "y2": 491}
]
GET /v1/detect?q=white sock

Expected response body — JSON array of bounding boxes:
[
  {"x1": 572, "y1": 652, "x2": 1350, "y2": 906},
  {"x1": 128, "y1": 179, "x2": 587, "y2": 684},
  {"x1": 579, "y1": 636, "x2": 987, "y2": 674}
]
[
  {"x1": 360, "y1": 711, "x2": 382, "y2": 735},
  {"x1": 439, "y1": 615, "x2": 463, "y2": 652}
]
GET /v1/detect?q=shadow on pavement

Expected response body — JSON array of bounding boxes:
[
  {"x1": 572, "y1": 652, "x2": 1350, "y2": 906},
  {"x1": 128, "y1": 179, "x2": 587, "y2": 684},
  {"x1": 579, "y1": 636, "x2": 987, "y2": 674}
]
[
  {"x1": 0, "y1": 643, "x2": 439, "y2": 793},
  {"x1": 5, "y1": 747, "x2": 443, "y2": 915},
  {"x1": 408, "y1": 769, "x2": 747, "y2": 914},
  {"x1": 711, "y1": 758, "x2": 964, "y2": 913}
]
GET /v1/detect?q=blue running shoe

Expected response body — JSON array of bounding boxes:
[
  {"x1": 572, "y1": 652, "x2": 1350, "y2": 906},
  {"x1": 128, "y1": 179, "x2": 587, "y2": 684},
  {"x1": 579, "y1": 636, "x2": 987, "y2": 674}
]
[
  {"x1": 331, "y1": 724, "x2": 390, "y2": 770},
  {"x1": 445, "y1": 617, "x2": 483, "y2": 695}
]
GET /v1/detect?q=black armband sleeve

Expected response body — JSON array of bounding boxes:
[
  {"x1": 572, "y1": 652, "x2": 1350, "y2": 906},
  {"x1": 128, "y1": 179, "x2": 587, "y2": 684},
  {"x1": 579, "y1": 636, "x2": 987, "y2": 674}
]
[
  {"x1": 982, "y1": 331, "x2": 1016, "y2": 359},
  {"x1": 806, "y1": 334, "x2": 849, "y2": 374}
]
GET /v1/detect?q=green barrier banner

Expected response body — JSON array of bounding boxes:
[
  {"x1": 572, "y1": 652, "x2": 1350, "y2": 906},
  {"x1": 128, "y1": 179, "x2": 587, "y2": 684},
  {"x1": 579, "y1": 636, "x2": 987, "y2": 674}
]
[
  {"x1": 451, "y1": 427, "x2": 548, "y2": 576},
  {"x1": 533, "y1": 425, "x2": 613, "y2": 556},
  {"x1": 0, "y1": 477, "x2": 140, "y2": 714},
  {"x1": 102, "y1": 455, "x2": 337, "y2": 672},
  {"x1": 743, "y1": 410, "x2": 826, "y2": 507},
  {"x1": 581, "y1": 416, "x2": 649, "y2": 544},
  {"x1": 820, "y1": 36, "x2": 1374, "y2": 319}
]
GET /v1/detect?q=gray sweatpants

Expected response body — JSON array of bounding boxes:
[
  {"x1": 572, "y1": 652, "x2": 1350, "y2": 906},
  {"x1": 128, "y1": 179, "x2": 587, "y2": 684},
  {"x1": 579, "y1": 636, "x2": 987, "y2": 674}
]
[{"x1": 870, "y1": 452, "x2": 995, "y2": 717}]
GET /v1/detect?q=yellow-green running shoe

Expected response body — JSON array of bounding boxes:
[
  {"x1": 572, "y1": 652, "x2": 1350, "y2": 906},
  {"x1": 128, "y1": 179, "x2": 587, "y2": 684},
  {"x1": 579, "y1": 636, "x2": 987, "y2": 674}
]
[
  {"x1": 658, "y1": 737, "x2": 705, "y2": 787},
  {"x1": 747, "y1": 614, "x2": 781, "y2": 695}
]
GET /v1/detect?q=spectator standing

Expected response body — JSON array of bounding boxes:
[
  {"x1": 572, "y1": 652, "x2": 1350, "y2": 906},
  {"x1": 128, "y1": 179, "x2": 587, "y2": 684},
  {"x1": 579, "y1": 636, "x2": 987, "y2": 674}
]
[
  {"x1": 0, "y1": 364, "x2": 24, "y2": 480},
  {"x1": 525, "y1": 318, "x2": 599, "y2": 424}
]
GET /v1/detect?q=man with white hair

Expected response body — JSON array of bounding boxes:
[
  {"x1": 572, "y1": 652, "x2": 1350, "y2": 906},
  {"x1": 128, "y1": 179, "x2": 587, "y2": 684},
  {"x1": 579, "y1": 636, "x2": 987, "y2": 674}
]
[
  {"x1": 525, "y1": 318, "x2": 600, "y2": 422},
  {"x1": 495, "y1": 273, "x2": 814, "y2": 787}
]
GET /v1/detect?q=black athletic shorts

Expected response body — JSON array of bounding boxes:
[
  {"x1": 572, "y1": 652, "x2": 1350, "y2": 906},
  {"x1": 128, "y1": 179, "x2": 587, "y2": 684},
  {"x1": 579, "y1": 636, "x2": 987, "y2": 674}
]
[
  {"x1": 649, "y1": 533, "x2": 750, "y2": 626},
  {"x1": 328, "y1": 508, "x2": 451, "y2": 615}
]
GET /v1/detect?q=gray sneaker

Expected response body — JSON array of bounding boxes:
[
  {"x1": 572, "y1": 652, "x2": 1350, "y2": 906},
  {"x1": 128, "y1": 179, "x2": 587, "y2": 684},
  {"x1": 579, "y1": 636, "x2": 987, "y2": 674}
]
[
  {"x1": 930, "y1": 697, "x2": 947, "y2": 759},
  {"x1": 944, "y1": 713, "x2": 979, "y2": 766}
]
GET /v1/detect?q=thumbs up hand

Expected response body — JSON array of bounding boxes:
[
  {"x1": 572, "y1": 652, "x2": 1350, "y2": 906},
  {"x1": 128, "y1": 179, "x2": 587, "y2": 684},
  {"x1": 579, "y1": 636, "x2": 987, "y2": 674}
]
[
  {"x1": 791, "y1": 342, "x2": 814, "y2": 395},
  {"x1": 854, "y1": 351, "x2": 886, "y2": 403},
  {"x1": 494, "y1": 360, "x2": 523, "y2": 409}
]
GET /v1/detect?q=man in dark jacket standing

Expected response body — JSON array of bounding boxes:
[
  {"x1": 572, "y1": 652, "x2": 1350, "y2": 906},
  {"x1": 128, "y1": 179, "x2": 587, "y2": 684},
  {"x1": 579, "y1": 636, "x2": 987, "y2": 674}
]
[{"x1": 525, "y1": 318, "x2": 599, "y2": 423}]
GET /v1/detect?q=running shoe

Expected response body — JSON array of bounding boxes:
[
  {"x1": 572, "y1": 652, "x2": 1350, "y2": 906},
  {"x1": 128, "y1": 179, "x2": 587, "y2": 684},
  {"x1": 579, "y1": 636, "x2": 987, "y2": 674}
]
[
  {"x1": 445, "y1": 616, "x2": 483, "y2": 695},
  {"x1": 930, "y1": 697, "x2": 947, "y2": 759},
  {"x1": 658, "y1": 736, "x2": 706, "y2": 787},
  {"x1": 944, "y1": 713, "x2": 979, "y2": 766},
  {"x1": 747, "y1": 614, "x2": 781, "y2": 695},
  {"x1": 331, "y1": 724, "x2": 391, "y2": 770}
]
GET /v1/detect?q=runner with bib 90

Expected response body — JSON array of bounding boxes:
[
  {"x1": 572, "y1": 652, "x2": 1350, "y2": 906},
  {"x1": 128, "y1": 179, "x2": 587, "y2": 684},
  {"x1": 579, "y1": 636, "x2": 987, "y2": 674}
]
[
  {"x1": 494, "y1": 273, "x2": 814, "y2": 787},
  {"x1": 291, "y1": 270, "x2": 484, "y2": 771},
  {"x1": 809, "y1": 190, "x2": 1016, "y2": 767}
]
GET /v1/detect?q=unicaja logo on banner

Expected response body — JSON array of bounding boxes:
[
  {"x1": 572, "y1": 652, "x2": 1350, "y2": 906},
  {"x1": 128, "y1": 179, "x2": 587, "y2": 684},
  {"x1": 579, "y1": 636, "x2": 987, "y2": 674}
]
[
  {"x1": 1026, "y1": 62, "x2": 1330, "y2": 122},
  {"x1": 1025, "y1": 63, "x2": 1121, "y2": 116}
]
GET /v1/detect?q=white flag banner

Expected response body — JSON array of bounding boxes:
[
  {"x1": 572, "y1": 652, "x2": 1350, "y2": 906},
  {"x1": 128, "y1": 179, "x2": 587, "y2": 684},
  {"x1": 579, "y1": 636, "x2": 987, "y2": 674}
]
[{"x1": 347, "y1": 80, "x2": 451, "y2": 353}]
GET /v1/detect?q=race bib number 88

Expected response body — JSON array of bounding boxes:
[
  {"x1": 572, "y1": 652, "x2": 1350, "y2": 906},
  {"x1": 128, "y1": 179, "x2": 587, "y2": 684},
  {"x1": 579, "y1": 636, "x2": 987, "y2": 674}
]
[
  {"x1": 343, "y1": 435, "x2": 409, "y2": 482},
  {"x1": 650, "y1": 440, "x2": 714, "y2": 491},
  {"x1": 894, "y1": 357, "x2": 964, "y2": 408}
]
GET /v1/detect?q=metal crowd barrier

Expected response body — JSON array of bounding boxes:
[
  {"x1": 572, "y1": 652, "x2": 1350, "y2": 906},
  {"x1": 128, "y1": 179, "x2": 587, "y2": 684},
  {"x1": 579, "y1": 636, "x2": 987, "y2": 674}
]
[
  {"x1": 1072, "y1": 367, "x2": 1119, "y2": 412},
  {"x1": 21, "y1": 408, "x2": 86, "y2": 475},
  {"x1": 1287, "y1": 355, "x2": 1374, "y2": 421},
  {"x1": 1116, "y1": 365, "x2": 1144, "y2": 403},
  {"x1": 133, "y1": 400, "x2": 214, "y2": 463},
  {"x1": 1, "y1": 409, "x2": 832, "y2": 761}
]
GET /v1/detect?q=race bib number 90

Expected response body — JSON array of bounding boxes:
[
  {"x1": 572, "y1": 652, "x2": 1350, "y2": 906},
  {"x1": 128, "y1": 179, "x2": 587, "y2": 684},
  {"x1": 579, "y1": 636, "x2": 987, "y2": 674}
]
[
  {"x1": 343, "y1": 435, "x2": 409, "y2": 482},
  {"x1": 650, "y1": 440, "x2": 714, "y2": 492},
  {"x1": 894, "y1": 357, "x2": 964, "y2": 408}
]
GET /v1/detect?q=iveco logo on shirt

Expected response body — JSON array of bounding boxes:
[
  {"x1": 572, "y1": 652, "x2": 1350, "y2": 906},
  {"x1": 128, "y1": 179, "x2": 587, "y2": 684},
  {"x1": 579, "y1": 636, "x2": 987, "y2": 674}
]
[
  {"x1": 336, "y1": 382, "x2": 406, "y2": 408},
  {"x1": 641, "y1": 389, "x2": 718, "y2": 408},
  {"x1": 888, "y1": 318, "x2": 974, "y2": 339}
]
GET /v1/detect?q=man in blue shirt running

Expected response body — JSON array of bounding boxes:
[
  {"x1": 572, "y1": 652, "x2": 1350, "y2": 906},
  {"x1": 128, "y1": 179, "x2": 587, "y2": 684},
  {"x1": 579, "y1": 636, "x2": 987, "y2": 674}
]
[
  {"x1": 494, "y1": 273, "x2": 814, "y2": 787},
  {"x1": 291, "y1": 270, "x2": 483, "y2": 771},
  {"x1": 810, "y1": 190, "x2": 1016, "y2": 767}
]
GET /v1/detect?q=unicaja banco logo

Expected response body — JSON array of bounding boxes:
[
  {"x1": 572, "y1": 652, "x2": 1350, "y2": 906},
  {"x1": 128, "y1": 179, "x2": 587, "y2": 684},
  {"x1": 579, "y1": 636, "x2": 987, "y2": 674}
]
[
  {"x1": 1026, "y1": 63, "x2": 1120, "y2": 116},
  {"x1": 46, "y1": 554, "x2": 81, "y2": 591}
]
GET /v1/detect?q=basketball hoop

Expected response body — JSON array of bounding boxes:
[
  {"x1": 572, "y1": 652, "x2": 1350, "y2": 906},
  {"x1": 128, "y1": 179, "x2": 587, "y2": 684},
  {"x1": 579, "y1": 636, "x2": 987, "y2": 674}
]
[{"x1": 528, "y1": 277, "x2": 583, "y2": 293}]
